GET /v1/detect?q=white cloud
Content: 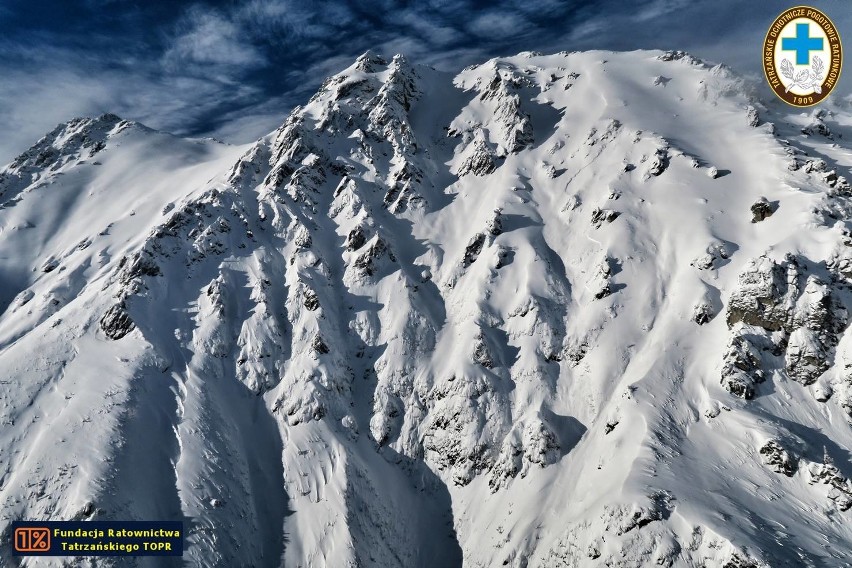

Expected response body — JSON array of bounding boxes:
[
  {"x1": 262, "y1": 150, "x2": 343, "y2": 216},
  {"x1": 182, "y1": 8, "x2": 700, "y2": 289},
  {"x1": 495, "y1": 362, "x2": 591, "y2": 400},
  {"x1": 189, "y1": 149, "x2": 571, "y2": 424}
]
[
  {"x1": 233, "y1": 0, "x2": 357, "y2": 43},
  {"x1": 0, "y1": 59, "x2": 266, "y2": 165},
  {"x1": 164, "y1": 7, "x2": 264, "y2": 69},
  {"x1": 394, "y1": 10, "x2": 464, "y2": 47},
  {"x1": 0, "y1": 69, "x2": 112, "y2": 164},
  {"x1": 468, "y1": 10, "x2": 531, "y2": 38}
]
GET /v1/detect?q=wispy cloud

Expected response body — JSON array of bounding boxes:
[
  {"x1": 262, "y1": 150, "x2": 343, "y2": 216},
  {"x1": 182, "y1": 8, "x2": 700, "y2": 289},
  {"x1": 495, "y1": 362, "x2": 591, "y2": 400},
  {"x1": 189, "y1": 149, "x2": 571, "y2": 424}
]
[
  {"x1": 468, "y1": 11, "x2": 532, "y2": 39},
  {"x1": 236, "y1": 0, "x2": 356, "y2": 41},
  {"x1": 164, "y1": 7, "x2": 265, "y2": 70}
]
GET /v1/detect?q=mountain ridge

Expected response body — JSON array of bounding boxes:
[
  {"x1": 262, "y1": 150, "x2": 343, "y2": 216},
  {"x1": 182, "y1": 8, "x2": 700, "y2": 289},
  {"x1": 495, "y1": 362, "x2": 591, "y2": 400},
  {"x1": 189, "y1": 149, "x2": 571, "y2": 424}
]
[{"x1": 1, "y1": 48, "x2": 852, "y2": 567}]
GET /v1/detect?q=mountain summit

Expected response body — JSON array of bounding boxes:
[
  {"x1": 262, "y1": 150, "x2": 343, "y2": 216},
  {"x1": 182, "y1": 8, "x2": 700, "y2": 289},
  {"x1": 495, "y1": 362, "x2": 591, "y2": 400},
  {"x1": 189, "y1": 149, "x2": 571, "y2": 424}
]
[{"x1": 2, "y1": 49, "x2": 852, "y2": 567}]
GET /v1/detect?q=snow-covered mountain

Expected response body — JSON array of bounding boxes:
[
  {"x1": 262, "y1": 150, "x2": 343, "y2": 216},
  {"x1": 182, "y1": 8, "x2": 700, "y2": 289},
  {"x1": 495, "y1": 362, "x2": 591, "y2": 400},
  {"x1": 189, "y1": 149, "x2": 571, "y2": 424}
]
[{"x1": 2, "y1": 49, "x2": 852, "y2": 567}]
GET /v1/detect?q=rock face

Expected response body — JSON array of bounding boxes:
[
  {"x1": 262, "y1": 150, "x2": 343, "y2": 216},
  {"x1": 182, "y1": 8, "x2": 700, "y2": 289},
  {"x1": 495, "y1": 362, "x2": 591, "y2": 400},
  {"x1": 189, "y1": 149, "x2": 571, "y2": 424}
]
[
  {"x1": 759, "y1": 440, "x2": 797, "y2": 476},
  {"x1": 3, "y1": 49, "x2": 852, "y2": 567},
  {"x1": 808, "y1": 458, "x2": 852, "y2": 511},
  {"x1": 722, "y1": 256, "x2": 847, "y2": 398},
  {"x1": 99, "y1": 302, "x2": 135, "y2": 340},
  {"x1": 0, "y1": 113, "x2": 127, "y2": 200},
  {"x1": 591, "y1": 207, "x2": 621, "y2": 228},
  {"x1": 750, "y1": 197, "x2": 776, "y2": 222}
]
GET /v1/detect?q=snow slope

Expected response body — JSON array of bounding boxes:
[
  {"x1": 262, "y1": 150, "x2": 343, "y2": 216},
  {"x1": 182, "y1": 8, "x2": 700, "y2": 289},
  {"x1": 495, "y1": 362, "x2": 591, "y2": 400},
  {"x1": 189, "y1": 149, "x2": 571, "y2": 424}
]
[{"x1": 3, "y1": 49, "x2": 852, "y2": 567}]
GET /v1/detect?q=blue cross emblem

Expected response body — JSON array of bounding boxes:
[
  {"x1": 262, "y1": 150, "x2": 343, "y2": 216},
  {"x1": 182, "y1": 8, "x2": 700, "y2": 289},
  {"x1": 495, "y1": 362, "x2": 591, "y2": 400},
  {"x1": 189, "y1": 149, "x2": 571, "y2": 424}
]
[{"x1": 782, "y1": 23, "x2": 824, "y2": 65}]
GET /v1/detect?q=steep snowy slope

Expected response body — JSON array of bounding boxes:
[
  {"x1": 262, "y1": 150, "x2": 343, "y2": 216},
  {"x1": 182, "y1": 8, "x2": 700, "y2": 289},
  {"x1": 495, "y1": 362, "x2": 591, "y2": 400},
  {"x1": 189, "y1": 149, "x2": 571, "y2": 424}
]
[{"x1": 3, "y1": 49, "x2": 852, "y2": 567}]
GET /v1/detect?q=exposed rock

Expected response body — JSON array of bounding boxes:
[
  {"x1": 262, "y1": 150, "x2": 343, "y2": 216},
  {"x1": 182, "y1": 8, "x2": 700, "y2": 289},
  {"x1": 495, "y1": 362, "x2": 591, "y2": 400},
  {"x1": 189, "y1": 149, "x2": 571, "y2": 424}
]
[
  {"x1": 691, "y1": 241, "x2": 733, "y2": 270},
  {"x1": 746, "y1": 105, "x2": 760, "y2": 127},
  {"x1": 311, "y1": 334, "x2": 330, "y2": 355},
  {"x1": 692, "y1": 302, "x2": 715, "y2": 325},
  {"x1": 722, "y1": 554, "x2": 762, "y2": 568},
  {"x1": 565, "y1": 342, "x2": 589, "y2": 367},
  {"x1": 604, "y1": 493, "x2": 672, "y2": 536},
  {"x1": 521, "y1": 418, "x2": 561, "y2": 469},
  {"x1": 41, "y1": 257, "x2": 59, "y2": 273},
  {"x1": 477, "y1": 68, "x2": 535, "y2": 153},
  {"x1": 353, "y1": 236, "x2": 396, "y2": 277},
  {"x1": 750, "y1": 197, "x2": 775, "y2": 223},
  {"x1": 463, "y1": 233, "x2": 487, "y2": 267},
  {"x1": 785, "y1": 276, "x2": 845, "y2": 385},
  {"x1": 457, "y1": 135, "x2": 497, "y2": 177},
  {"x1": 100, "y1": 303, "x2": 135, "y2": 340},
  {"x1": 723, "y1": 257, "x2": 847, "y2": 396},
  {"x1": 594, "y1": 283, "x2": 612, "y2": 300},
  {"x1": 591, "y1": 208, "x2": 620, "y2": 228},
  {"x1": 720, "y1": 329, "x2": 768, "y2": 399},
  {"x1": 758, "y1": 440, "x2": 797, "y2": 476},
  {"x1": 801, "y1": 114, "x2": 832, "y2": 138},
  {"x1": 785, "y1": 327, "x2": 828, "y2": 385},
  {"x1": 495, "y1": 244, "x2": 511, "y2": 266},
  {"x1": 813, "y1": 382, "x2": 833, "y2": 402},
  {"x1": 802, "y1": 158, "x2": 827, "y2": 174},
  {"x1": 303, "y1": 288, "x2": 320, "y2": 311},
  {"x1": 118, "y1": 250, "x2": 161, "y2": 285},
  {"x1": 808, "y1": 459, "x2": 852, "y2": 510},
  {"x1": 472, "y1": 333, "x2": 494, "y2": 368},
  {"x1": 354, "y1": 50, "x2": 387, "y2": 73},
  {"x1": 488, "y1": 416, "x2": 562, "y2": 491},
  {"x1": 656, "y1": 50, "x2": 702, "y2": 64},
  {"x1": 646, "y1": 148, "x2": 669, "y2": 177},
  {"x1": 592, "y1": 257, "x2": 615, "y2": 300},
  {"x1": 486, "y1": 209, "x2": 503, "y2": 236},
  {"x1": 726, "y1": 256, "x2": 793, "y2": 331},
  {"x1": 346, "y1": 225, "x2": 367, "y2": 251}
]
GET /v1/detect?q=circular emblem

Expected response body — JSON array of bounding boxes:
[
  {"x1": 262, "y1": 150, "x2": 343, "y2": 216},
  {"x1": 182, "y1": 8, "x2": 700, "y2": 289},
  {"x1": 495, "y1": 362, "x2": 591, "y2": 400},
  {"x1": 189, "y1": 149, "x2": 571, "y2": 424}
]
[{"x1": 763, "y1": 6, "x2": 842, "y2": 107}]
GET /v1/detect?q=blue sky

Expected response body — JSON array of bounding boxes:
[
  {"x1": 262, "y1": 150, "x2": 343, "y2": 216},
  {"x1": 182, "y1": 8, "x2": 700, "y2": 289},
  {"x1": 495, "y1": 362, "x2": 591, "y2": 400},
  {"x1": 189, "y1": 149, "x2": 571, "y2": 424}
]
[{"x1": 1, "y1": 0, "x2": 850, "y2": 163}]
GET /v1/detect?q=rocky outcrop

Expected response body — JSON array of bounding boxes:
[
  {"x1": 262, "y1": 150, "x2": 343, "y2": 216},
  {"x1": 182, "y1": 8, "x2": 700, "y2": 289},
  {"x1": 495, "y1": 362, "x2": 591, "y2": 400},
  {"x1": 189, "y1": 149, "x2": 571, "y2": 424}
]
[
  {"x1": 480, "y1": 70, "x2": 535, "y2": 154},
  {"x1": 722, "y1": 256, "x2": 847, "y2": 397},
  {"x1": 692, "y1": 302, "x2": 716, "y2": 325},
  {"x1": 808, "y1": 455, "x2": 852, "y2": 510},
  {"x1": 720, "y1": 329, "x2": 769, "y2": 399},
  {"x1": 591, "y1": 207, "x2": 620, "y2": 228},
  {"x1": 488, "y1": 416, "x2": 561, "y2": 491},
  {"x1": 691, "y1": 241, "x2": 734, "y2": 271},
  {"x1": 645, "y1": 148, "x2": 670, "y2": 177},
  {"x1": 456, "y1": 132, "x2": 497, "y2": 177},
  {"x1": 758, "y1": 440, "x2": 797, "y2": 476},
  {"x1": 0, "y1": 114, "x2": 128, "y2": 205},
  {"x1": 99, "y1": 302, "x2": 135, "y2": 340},
  {"x1": 352, "y1": 235, "x2": 396, "y2": 278},
  {"x1": 463, "y1": 233, "x2": 487, "y2": 267},
  {"x1": 592, "y1": 257, "x2": 616, "y2": 300},
  {"x1": 726, "y1": 256, "x2": 793, "y2": 331},
  {"x1": 750, "y1": 197, "x2": 775, "y2": 223}
]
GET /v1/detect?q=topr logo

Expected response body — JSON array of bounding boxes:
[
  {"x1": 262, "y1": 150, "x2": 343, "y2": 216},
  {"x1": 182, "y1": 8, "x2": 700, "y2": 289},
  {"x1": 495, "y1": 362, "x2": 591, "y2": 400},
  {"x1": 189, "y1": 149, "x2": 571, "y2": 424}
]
[{"x1": 763, "y1": 6, "x2": 842, "y2": 107}]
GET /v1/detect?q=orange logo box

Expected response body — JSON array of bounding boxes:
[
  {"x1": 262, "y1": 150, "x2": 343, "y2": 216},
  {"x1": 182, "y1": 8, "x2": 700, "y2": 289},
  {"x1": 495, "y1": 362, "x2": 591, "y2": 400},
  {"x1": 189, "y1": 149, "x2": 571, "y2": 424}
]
[{"x1": 14, "y1": 527, "x2": 51, "y2": 552}]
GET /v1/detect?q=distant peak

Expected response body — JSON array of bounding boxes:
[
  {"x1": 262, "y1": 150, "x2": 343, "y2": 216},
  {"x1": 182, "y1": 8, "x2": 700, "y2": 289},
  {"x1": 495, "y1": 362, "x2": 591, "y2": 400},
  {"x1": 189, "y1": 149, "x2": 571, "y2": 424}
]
[
  {"x1": 656, "y1": 50, "x2": 703, "y2": 65},
  {"x1": 6, "y1": 113, "x2": 136, "y2": 172},
  {"x1": 63, "y1": 113, "x2": 125, "y2": 130},
  {"x1": 355, "y1": 50, "x2": 387, "y2": 72},
  {"x1": 387, "y1": 53, "x2": 416, "y2": 75},
  {"x1": 98, "y1": 112, "x2": 123, "y2": 124}
]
